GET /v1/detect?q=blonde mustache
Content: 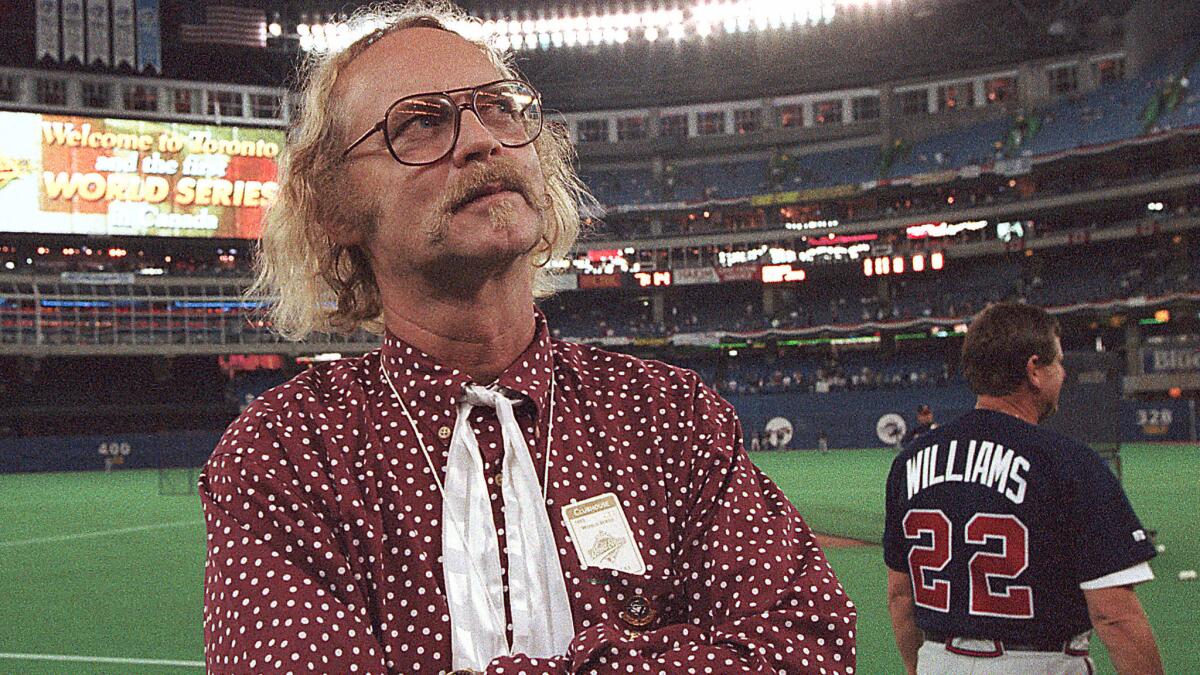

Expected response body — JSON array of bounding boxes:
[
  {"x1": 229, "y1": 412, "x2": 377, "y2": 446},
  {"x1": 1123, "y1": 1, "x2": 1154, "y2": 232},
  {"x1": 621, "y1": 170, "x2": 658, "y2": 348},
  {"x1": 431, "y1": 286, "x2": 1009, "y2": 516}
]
[{"x1": 425, "y1": 160, "x2": 548, "y2": 244}]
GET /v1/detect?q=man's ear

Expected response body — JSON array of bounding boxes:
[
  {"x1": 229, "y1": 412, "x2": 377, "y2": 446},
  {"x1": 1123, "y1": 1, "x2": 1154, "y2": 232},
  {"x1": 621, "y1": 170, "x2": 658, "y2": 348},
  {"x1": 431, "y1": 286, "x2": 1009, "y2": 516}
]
[
  {"x1": 322, "y1": 218, "x2": 364, "y2": 246},
  {"x1": 315, "y1": 170, "x2": 370, "y2": 246},
  {"x1": 318, "y1": 197, "x2": 370, "y2": 246},
  {"x1": 1025, "y1": 353, "x2": 1043, "y2": 390}
]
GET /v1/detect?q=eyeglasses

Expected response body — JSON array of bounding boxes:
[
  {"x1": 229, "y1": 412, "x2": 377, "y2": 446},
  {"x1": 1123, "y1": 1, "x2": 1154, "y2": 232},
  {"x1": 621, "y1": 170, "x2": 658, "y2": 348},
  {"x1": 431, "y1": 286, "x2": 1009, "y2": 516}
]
[{"x1": 341, "y1": 79, "x2": 544, "y2": 166}]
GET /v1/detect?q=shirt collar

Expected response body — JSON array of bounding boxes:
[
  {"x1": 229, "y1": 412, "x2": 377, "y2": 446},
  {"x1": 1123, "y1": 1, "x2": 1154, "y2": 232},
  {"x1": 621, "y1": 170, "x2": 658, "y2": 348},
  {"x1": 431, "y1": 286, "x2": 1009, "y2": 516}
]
[{"x1": 379, "y1": 309, "x2": 555, "y2": 418}]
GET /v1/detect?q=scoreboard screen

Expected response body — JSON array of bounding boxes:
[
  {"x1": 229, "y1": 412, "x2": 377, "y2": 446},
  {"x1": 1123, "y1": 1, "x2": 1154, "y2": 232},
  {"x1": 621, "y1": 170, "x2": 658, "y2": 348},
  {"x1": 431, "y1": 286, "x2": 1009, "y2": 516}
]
[{"x1": 0, "y1": 110, "x2": 283, "y2": 239}]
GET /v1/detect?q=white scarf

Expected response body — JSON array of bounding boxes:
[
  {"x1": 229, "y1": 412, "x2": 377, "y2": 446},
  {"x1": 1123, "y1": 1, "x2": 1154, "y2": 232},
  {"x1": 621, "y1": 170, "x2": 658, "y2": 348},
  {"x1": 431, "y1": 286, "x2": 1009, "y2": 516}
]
[{"x1": 441, "y1": 384, "x2": 574, "y2": 670}]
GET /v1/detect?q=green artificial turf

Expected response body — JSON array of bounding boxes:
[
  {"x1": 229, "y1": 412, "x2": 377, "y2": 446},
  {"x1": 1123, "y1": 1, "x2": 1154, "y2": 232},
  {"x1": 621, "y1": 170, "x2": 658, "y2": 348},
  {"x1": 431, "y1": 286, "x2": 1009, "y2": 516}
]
[
  {"x1": 0, "y1": 470, "x2": 206, "y2": 672},
  {"x1": 0, "y1": 445, "x2": 1193, "y2": 673},
  {"x1": 750, "y1": 443, "x2": 1200, "y2": 674}
]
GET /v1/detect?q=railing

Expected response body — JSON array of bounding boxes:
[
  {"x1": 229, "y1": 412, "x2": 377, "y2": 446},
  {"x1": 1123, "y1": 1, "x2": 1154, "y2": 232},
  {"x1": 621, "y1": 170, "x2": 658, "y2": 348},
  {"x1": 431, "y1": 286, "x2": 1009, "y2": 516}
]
[
  {"x1": 4, "y1": 206, "x2": 1196, "y2": 356},
  {"x1": 0, "y1": 276, "x2": 378, "y2": 356}
]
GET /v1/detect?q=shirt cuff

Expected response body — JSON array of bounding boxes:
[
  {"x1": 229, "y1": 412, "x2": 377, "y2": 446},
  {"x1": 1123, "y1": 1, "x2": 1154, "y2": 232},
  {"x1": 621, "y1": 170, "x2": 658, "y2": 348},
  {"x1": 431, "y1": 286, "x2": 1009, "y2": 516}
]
[{"x1": 1079, "y1": 561, "x2": 1154, "y2": 590}]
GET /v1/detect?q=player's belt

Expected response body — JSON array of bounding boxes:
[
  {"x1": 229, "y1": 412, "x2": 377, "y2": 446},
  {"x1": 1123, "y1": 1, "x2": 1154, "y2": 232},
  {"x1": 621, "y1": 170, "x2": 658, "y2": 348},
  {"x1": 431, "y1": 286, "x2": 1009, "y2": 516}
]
[{"x1": 924, "y1": 632, "x2": 1090, "y2": 656}]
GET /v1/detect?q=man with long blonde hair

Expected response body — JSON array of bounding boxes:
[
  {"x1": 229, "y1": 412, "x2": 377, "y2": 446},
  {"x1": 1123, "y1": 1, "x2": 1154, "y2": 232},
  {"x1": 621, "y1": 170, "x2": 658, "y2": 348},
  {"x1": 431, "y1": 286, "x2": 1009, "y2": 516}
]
[{"x1": 200, "y1": 2, "x2": 855, "y2": 673}]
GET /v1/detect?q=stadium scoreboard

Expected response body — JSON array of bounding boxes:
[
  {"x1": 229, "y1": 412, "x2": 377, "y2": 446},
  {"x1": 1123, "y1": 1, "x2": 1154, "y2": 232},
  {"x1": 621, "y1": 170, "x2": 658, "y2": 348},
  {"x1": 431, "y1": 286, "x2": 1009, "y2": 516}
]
[{"x1": 0, "y1": 110, "x2": 283, "y2": 239}]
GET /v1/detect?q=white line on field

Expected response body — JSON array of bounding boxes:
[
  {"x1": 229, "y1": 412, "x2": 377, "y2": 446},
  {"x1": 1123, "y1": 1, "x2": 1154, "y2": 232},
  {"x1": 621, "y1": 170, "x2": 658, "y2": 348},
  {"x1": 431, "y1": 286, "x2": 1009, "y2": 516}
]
[
  {"x1": 0, "y1": 520, "x2": 203, "y2": 548},
  {"x1": 0, "y1": 652, "x2": 204, "y2": 668}
]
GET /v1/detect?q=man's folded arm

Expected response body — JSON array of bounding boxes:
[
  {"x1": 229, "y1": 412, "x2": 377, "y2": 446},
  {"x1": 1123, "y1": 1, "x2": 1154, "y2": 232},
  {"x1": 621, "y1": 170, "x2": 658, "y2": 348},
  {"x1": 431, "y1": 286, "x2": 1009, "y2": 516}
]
[
  {"x1": 201, "y1": 437, "x2": 389, "y2": 674},
  {"x1": 488, "y1": 386, "x2": 857, "y2": 674}
]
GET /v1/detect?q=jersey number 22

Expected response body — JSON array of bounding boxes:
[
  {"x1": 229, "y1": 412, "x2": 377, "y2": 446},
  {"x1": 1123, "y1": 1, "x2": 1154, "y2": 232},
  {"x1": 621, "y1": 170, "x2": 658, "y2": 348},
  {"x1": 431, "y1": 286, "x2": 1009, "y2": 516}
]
[{"x1": 903, "y1": 509, "x2": 1034, "y2": 618}]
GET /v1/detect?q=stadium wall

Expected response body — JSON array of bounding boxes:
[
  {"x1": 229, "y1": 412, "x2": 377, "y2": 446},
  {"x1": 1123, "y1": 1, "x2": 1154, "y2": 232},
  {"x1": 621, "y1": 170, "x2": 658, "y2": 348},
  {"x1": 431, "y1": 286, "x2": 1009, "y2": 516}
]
[
  {"x1": 729, "y1": 387, "x2": 1195, "y2": 450},
  {"x1": 0, "y1": 429, "x2": 220, "y2": 473},
  {"x1": 728, "y1": 386, "x2": 977, "y2": 450},
  {"x1": 0, "y1": 396, "x2": 1190, "y2": 473}
]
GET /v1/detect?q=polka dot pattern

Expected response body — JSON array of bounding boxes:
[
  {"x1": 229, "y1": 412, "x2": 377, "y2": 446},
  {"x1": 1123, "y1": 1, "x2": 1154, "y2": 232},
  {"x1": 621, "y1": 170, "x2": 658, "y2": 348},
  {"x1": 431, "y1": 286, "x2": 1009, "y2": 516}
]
[{"x1": 200, "y1": 312, "x2": 857, "y2": 673}]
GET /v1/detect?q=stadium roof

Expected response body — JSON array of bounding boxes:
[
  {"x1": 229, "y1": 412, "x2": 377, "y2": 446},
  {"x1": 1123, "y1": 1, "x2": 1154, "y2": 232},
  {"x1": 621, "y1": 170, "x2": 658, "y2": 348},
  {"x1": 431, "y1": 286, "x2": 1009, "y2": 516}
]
[{"x1": 4, "y1": 0, "x2": 1142, "y2": 111}]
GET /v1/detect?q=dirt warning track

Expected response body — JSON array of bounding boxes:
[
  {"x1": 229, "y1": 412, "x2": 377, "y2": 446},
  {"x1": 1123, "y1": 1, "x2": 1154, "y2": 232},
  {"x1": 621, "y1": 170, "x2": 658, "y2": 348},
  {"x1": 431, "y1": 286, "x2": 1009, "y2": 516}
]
[{"x1": 814, "y1": 532, "x2": 875, "y2": 549}]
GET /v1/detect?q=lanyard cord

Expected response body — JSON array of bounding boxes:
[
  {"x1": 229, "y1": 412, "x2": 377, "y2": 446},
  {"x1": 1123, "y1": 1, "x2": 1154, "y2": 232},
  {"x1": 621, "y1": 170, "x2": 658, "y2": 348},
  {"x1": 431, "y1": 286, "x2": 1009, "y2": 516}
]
[
  {"x1": 378, "y1": 359, "x2": 556, "y2": 499},
  {"x1": 378, "y1": 355, "x2": 559, "y2": 643}
]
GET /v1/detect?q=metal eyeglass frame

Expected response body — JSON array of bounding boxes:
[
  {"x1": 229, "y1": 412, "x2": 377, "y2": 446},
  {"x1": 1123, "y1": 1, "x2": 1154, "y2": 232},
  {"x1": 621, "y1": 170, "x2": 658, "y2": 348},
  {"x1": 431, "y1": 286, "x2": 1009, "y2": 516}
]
[{"x1": 340, "y1": 78, "x2": 544, "y2": 166}]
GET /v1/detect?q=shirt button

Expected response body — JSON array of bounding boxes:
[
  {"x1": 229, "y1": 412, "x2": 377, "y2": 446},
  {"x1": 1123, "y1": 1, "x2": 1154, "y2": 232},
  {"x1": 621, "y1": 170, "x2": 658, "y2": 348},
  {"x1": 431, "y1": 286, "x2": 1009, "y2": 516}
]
[
  {"x1": 437, "y1": 426, "x2": 451, "y2": 439},
  {"x1": 619, "y1": 594, "x2": 656, "y2": 628}
]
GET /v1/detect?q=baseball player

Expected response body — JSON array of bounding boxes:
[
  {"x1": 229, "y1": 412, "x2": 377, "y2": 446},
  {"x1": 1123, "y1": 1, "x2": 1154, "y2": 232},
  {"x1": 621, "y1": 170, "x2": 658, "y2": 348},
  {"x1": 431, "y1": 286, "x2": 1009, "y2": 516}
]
[
  {"x1": 901, "y1": 404, "x2": 937, "y2": 445},
  {"x1": 883, "y1": 303, "x2": 1162, "y2": 674}
]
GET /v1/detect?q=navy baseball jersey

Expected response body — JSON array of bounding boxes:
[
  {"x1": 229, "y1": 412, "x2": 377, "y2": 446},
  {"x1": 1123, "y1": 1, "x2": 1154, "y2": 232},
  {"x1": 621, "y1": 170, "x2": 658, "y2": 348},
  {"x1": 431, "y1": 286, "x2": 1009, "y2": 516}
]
[
  {"x1": 902, "y1": 421, "x2": 936, "y2": 446},
  {"x1": 883, "y1": 409, "x2": 1155, "y2": 644}
]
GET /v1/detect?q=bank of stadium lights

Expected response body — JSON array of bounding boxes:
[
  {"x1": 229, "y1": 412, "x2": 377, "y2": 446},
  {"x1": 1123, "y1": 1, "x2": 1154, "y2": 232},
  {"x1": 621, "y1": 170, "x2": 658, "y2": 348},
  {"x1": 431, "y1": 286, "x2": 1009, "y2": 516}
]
[
  {"x1": 719, "y1": 241, "x2": 870, "y2": 267},
  {"x1": 296, "y1": 0, "x2": 872, "y2": 53}
]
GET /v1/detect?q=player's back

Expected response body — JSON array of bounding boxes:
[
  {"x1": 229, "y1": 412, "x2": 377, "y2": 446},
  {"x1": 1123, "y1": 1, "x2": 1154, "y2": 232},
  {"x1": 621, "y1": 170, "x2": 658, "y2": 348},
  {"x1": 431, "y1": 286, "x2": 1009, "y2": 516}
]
[{"x1": 883, "y1": 409, "x2": 1153, "y2": 645}]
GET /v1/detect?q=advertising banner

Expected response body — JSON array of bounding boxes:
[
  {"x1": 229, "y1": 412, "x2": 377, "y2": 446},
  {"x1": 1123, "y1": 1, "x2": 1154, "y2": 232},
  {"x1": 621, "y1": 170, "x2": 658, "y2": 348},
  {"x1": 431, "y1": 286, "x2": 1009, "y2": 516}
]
[
  {"x1": 715, "y1": 265, "x2": 760, "y2": 283},
  {"x1": 85, "y1": 0, "x2": 111, "y2": 66},
  {"x1": 749, "y1": 183, "x2": 859, "y2": 207},
  {"x1": 957, "y1": 164, "x2": 982, "y2": 179},
  {"x1": 112, "y1": 0, "x2": 135, "y2": 68},
  {"x1": 62, "y1": 0, "x2": 85, "y2": 63},
  {"x1": 797, "y1": 184, "x2": 859, "y2": 201},
  {"x1": 1143, "y1": 345, "x2": 1200, "y2": 374},
  {"x1": 60, "y1": 272, "x2": 136, "y2": 284},
  {"x1": 577, "y1": 273, "x2": 623, "y2": 289},
  {"x1": 36, "y1": 0, "x2": 61, "y2": 62},
  {"x1": 993, "y1": 157, "x2": 1033, "y2": 176},
  {"x1": 750, "y1": 190, "x2": 800, "y2": 207},
  {"x1": 910, "y1": 169, "x2": 959, "y2": 186},
  {"x1": 0, "y1": 111, "x2": 282, "y2": 239},
  {"x1": 135, "y1": 0, "x2": 160, "y2": 72},
  {"x1": 673, "y1": 267, "x2": 720, "y2": 286}
]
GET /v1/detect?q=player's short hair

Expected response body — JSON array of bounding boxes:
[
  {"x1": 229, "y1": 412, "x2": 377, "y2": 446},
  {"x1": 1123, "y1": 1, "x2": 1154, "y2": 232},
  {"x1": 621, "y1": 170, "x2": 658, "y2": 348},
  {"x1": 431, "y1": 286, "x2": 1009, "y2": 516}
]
[
  {"x1": 961, "y1": 302, "x2": 1061, "y2": 396},
  {"x1": 249, "y1": 0, "x2": 591, "y2": 341}
]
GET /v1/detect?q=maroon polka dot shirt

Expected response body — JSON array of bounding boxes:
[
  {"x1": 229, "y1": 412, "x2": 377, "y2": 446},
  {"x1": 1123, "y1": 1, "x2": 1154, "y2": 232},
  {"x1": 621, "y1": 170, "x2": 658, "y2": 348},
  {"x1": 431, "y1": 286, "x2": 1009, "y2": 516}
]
[{"x1": 201, "y1": 313, "x2": 857, "y2": 673}]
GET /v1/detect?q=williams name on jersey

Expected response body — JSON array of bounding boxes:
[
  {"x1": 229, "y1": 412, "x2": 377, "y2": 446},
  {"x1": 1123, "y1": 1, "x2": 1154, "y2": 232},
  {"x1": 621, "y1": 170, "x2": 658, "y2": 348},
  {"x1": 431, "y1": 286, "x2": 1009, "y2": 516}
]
[{"x1": 904, "y1": 440, "x2": 1029, "y2": 504}]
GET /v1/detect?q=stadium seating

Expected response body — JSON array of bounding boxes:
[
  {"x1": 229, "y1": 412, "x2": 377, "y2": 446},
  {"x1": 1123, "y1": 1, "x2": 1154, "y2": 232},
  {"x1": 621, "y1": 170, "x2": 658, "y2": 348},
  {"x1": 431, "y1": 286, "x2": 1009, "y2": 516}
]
[
  {"x1": 887, "y1": 117, "x2": 1013, "y2": 178},
  {"x1": 577, "y1": 40, "x2": 1200, "y2": 211},
  {"x1": 539, "y1": 233, "x2": 1200, "y2": 343}
]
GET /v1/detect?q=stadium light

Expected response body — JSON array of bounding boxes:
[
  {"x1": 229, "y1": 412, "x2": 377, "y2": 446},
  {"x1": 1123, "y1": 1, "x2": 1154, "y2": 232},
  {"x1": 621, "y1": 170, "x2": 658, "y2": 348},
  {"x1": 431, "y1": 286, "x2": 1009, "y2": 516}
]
[{"x1": 299, "y1": 0, "x2": 858, "y2": 52}]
